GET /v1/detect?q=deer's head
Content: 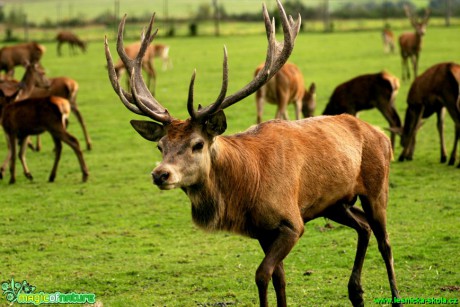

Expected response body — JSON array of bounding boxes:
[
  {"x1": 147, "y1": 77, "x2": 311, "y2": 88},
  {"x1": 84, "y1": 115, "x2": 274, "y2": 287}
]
[{"x1": 105, "y1": 0, "x2": 300, "y2": 190}]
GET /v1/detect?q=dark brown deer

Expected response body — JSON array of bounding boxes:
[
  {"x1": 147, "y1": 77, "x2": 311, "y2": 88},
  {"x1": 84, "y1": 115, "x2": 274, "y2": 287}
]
[
  {"x1": 323, "y1": 71, "x2": 402, "y2": 150},
  {"x1": 30, "y1": 76, "x2": 92, "y2": 151},
  {"x1": 56, "y1": 31, "x2": 87, "y2": 56},
  {"x1": 105, "y1": 2, "x2": 402, "y2": 306},
  {"x1": 392, "y1": 62, "x2": 460, "y2": 167},
  {"x1": 0, "y1": 91, "x2": 89, "y2": 184},
  {"x1": 0, "y1": 62, "x2": 50, "y2": 171},
  {"x1": 398, "y1": 5, "x2": 430, "y2": 81},
  {"x1": 255, "y1": 62, "x2": 316, "y2": 123},
  {"x1": 0, "y1": 42, "x2": 46, "y2": 80},
  {"x1": 113, "y1": 41, "x2": 156, "y2": 94},
  {"x1": 382, "y1": 27, "x2": 395, "y2": 54}
]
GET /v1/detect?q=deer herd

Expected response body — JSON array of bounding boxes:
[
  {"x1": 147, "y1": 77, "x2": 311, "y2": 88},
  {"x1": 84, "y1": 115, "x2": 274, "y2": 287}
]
[{"x1": 0, "y1": 0, "x2": 458, "y2": 305}]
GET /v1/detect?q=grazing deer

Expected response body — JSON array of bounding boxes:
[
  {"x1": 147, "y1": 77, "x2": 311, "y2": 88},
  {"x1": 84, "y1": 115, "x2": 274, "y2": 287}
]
[
  {"x1": 105, "y1": 2, "x2": 402, "y2": 306},
  {"x1": 0, "y1": 42, "x2": 46, "y2": 80},
  {"x1": 398, "y1": 5, "x2": 430, "y2": 81},
  {"x1": 30, "y1": 76, "x2": 92, "y2": 151},
  {"x1": 113, "y1": 42, "x2": 156, "y2": 94},
  {"x1": 0, "y1": 91, "x2": 89, "y2": 184},
  {"x1": 382, "y1": 27, "x2": 395, "y2": 54},
  {"x1": 255, "y1": 62, "x2": 316, "y2": 123},
  {"x1": 153, "y1": 44, "x2": 173, "y2": 71},
  {"x1": 56, "y1": 31, "x2": 87, "y2": 56},
  {"x1": 391, "y1": 62, "x2": 460, "y2": 167},
  {"x1": 322, "y1": 71, "x2": 402, "y2": 150}
]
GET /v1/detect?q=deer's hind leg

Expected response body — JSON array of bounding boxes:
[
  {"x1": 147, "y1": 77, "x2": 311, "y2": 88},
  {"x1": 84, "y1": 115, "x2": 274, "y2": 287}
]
[
  {"x1": 18, "y1": 136, "x2": 34, "y2": 180},
  {"x1": 360, "y1": 194, "x2": 402, "y2": 307},
  {"x1": 324, "y1": 202, "x2": 371, "y2": 307},
  {"x1": 49, "y1": 129, "x2": 89, "y2": 182}
]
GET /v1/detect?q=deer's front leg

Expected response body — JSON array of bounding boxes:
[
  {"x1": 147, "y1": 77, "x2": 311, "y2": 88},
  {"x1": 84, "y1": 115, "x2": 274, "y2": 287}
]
[{"x1": 256, "y1": 221, "x2": 302, "y2": 307}]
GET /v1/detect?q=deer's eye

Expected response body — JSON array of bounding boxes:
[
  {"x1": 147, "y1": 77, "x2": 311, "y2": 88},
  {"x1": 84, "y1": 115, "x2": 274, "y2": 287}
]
[
  {"x1": 192, "y1": 141, "x2": 204, "y2": 152},
  {"x1": 157, "y1": 145, "x2": 163, "y2": 153}
]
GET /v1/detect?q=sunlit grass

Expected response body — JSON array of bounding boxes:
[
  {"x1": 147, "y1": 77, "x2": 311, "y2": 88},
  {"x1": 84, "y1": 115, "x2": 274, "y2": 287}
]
[{"x1": 0, "y1": 19, "x2": 459, "y2": 306}]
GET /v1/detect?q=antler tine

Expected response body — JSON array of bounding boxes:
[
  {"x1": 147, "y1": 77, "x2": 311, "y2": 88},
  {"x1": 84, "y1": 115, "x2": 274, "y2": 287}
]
[
  {"x1": 106, "y1": 13, "x2": 173, "y2": 124},
  {"x1": 403, "y1": 5, "x2": 417, "y2": 25},
  {"x1": 189, "y1": 46, "x2": 229, "y2": 121},
  {"x1": 129, "y1": 14, "x2": 172, "y2": 123},
  {"x1": 422, "y1": 8, "x2": 431, "y2": 23},
  {"x1": 187, "y1": 0, "x2": 300, "y2": 121},
  {"x1": 105, "y1": 35, "x2": 144, "y2": 116},
  {"x1": 187, "y1": 70, "x2": 198, "y2": 119},
  {"x1": 220, "y1": 0, "x2": 300, "y2": 109}
]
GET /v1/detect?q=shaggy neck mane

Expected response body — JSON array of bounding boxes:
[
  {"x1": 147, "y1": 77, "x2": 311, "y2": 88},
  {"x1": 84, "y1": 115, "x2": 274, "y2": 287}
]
[{"x1": 185, "y1": 133, "x2": 263, "y2": 235}]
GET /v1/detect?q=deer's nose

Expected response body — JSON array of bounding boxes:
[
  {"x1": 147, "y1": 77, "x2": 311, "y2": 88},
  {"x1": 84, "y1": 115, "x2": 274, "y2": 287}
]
[{"x1": 152, "y1": 170, "x2": 170, "y2": 186}]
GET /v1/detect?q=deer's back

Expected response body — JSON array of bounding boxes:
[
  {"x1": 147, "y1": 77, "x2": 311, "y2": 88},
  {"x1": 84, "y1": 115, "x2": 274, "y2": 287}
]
[
  {"x1": 2, "y1": 96, "x2": 70, "y2": 136},
  {"x1": 324, "y1": 72, "x2": 393, "y2": 114},
  {"x1": 409, "y1": 63, "x2": 458, "y2": 106},
  {"x1": 255, "y1": 62, "x2": 305, "y2": 104},
  {"x1": 223, "y1": 114, "x2": 391, "y2": 222}
]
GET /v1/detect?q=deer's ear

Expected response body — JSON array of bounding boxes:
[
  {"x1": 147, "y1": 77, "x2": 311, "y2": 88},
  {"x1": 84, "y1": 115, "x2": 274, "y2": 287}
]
[
  {"x1": 130, "y1": 120, "x2": 166, "y2": 142},
  {"x1": 205, "y1": 110, "x2": 227, "y2": 136}
]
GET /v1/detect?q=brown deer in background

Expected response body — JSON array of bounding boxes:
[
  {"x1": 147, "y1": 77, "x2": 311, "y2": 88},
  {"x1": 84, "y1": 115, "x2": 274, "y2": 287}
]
[
  {"x1": 0, "y1": 42, "x2": 46, "y2": 80},
  {"x1": 0, "y1": 62, "x2": 50, "y2": 172},
  {"x1": 30, "y1": 76, "x2": 92, "y2": 151},
  {"x1": 392, "y1": 62, "x2": 460, "y2": 167},
  {"x1": 153, "y1": 44, "x2": 173, "y2": 71},
  {"x1": 382, "y1": 24, "x2": 395, "y2": 54},
  {"x1": 105, "y1": 2, "x2": 402, "y2": 306},
  {"x1": 322, "y1": 71, "x2": 402, "y2": 150},
  {"x1": 255, "y1": 62, "x2": 316, "y2": 123},
  {"x1": 398, "y1": 5, "x2": 430, "y2": 81},
  {"x1": 112, "y1": 41, "x2": 157, "y2": 94},
  {"x1": 0, "y1": 91, "x2": 89, "y2": 184},
  {"x1": 56, "y1": 31, "x2": 87, "y2": 56}
]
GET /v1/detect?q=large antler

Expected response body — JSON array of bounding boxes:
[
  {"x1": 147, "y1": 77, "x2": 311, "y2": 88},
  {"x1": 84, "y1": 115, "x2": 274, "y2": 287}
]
[
  {"x1": 188, "y1": 0, "x2": 301, "y2": 122},
  {"x1": 104, "y1": 14, "x2": 172, "y2": 124},
  {"x1": 403, "y1": 5, "x2": 430, "y2": 26}
]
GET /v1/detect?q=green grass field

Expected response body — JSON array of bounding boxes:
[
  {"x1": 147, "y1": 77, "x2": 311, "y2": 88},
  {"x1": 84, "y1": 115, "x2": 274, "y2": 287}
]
[{"x1": 0, "y1": 11, "x2": 459, "y2": 307}]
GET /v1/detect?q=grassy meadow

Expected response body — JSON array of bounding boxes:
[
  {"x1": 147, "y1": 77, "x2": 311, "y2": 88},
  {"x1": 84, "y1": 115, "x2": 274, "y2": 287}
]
[{"x1": 1, "y1": 13, "x2": 460, "y2": 307}]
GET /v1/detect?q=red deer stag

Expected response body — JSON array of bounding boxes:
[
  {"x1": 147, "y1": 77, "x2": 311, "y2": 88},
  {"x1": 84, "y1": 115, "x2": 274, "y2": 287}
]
[
  {"x1": 113, "y1": 41, "x2": 156, "y2": 94},
  {"x1": 398, "y1": 5, "x2": 430, "y2": 81},
  {"x1": 30, "y1": 76, "x2": 92, "y2": 151},
  {"x1": 255, "y1": 62, "x2": 316, "y2": 123},
  {"x1": 105, "y1": 2, "x2": 402, "y2": 306},
  {"x1": 322, "y1": 71, "x2": 402, "y2": 150},
  {"x1": 0, "y1": 42, "x2": 45, "y2": 80},
  {"x1": 153, "y1": 44, "x2": 173, "y2": 70},
  {"x1": 56, "y1": 31, "x2": 87, "y2": 56},
  {"x1": 0, "y1": 91, "x2": 89, "y2": 183},
  {"x1": 382, "y1": 26, "x2": 395, "y2": 54},
  {"x1": 392, "y1": 62, "x2": 460, "y2": 167}
]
